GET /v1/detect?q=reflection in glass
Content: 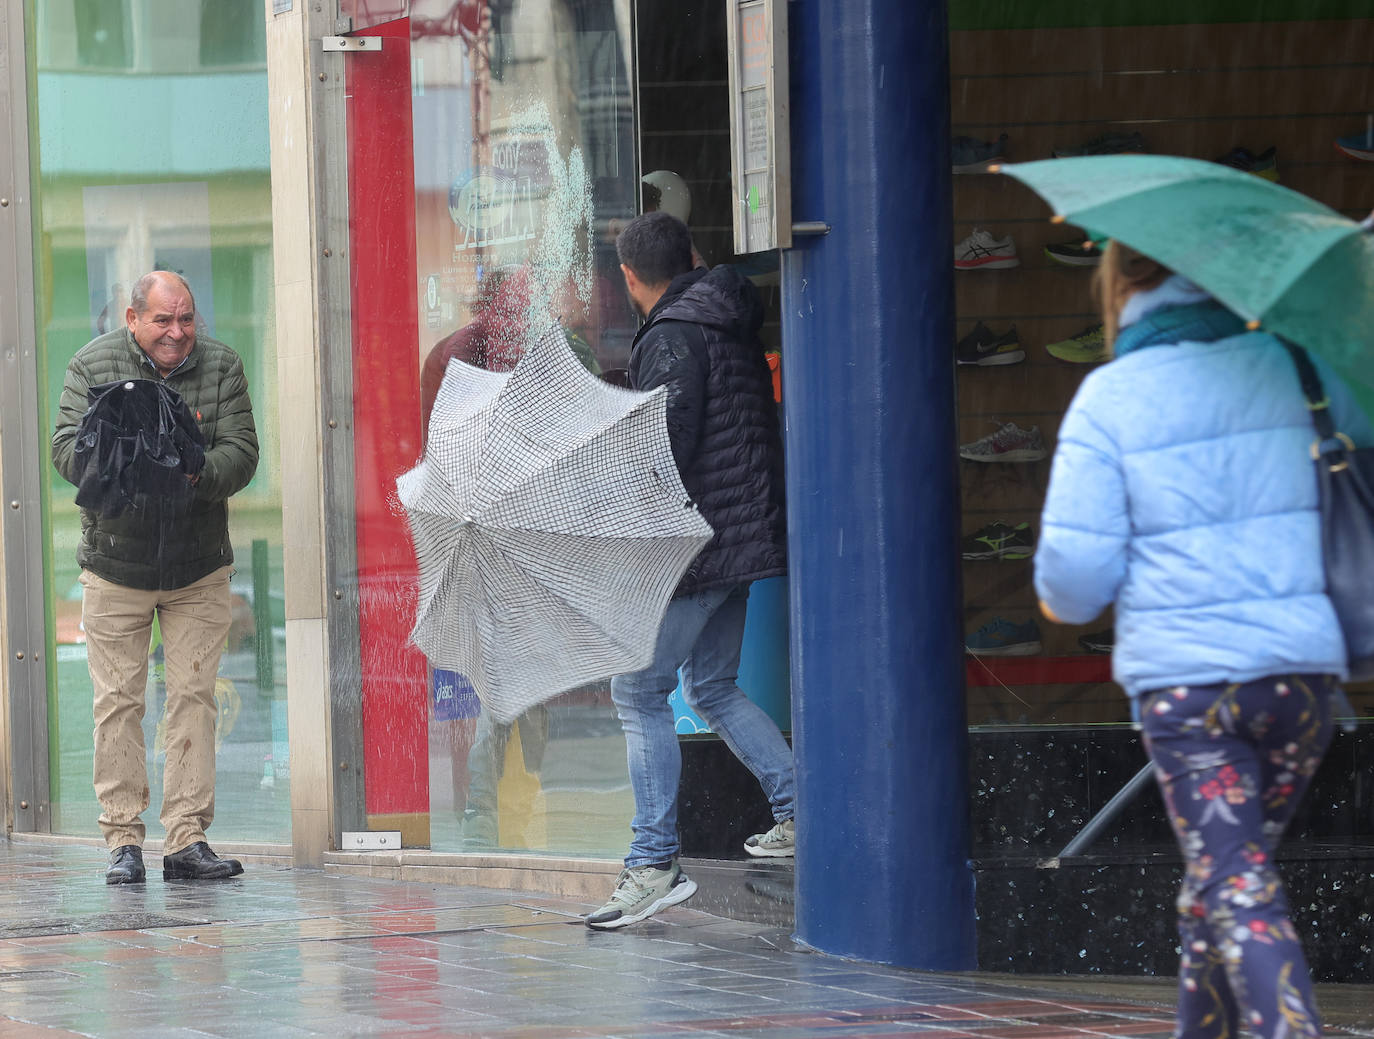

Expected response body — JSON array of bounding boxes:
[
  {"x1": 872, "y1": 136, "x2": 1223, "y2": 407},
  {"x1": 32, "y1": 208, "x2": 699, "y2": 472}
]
[
  {"x1": 406, "y1": 0, "x2": 639, "y2": 853},
  {"x1": 31, "y1": 0, "x2": 287, "y2": 843}
]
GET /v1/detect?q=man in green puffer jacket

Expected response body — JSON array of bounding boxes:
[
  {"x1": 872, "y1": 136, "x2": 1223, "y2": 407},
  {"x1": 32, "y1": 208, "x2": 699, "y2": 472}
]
[{"x1": 52, "y1": 270, "x2": 258, "y2": 886}]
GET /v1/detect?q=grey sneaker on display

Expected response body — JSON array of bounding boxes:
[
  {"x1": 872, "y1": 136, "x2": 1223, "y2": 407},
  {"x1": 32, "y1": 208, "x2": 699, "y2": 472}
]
[
  {"x1": 585, "y1": 861, "x2": 698, "y2": 929},
  {"x1": 958, "y1": 421, "x2": 1048, "y2": 463},
  {"x1": 744, "y1": 817, "x2": 795, "y2": 858}
]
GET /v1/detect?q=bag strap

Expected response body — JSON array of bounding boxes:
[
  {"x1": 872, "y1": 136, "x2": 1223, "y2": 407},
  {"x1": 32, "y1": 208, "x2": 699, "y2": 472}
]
[{"x1": 1279, "y1": 339, "x2": 1338, "y2": 443}]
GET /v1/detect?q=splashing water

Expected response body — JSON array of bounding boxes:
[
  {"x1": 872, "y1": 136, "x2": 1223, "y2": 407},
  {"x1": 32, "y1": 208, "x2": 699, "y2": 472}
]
[{"x1": 502, "y1": 99, "x2": 596, "y2": 358}]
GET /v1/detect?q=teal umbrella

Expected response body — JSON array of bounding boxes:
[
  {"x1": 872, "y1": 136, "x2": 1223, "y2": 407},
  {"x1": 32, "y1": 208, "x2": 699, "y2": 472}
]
[{"x1": 996, "y1": 155, "x2": 1374, "y2": 418}]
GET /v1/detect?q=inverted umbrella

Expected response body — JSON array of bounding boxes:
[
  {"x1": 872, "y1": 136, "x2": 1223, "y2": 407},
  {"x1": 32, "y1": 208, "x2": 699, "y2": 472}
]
[
  {"x1": 397, "y1": 326, "x2": 714, "y2": 724},
  {"x1": 71, "y1": 378, "x2": 206, "y2": 517},
  {"x1": 996, "y1": 155, "x2": 1374, "y2": 418}
]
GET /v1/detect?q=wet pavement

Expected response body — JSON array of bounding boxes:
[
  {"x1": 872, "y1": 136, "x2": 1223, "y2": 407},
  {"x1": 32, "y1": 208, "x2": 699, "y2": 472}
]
[{"x1": 0, "y1": 839, "x2": 1369, "y2": 1039}]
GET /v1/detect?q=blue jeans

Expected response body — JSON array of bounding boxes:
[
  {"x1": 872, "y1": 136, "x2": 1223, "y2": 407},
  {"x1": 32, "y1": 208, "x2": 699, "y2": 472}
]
[
  {"x1": 1141, "y1": 674, "x2": 1336, "y2": 1039},
  {"x1": 610, "y1": 583, "x2": 795, "y2": 868}
]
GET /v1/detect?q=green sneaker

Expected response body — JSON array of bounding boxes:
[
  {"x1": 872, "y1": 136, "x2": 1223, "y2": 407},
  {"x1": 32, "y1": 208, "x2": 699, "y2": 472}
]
[
  {"x1": 744, "y1": 817, "x2": 795, "y2": 858},
  {"x1": 1046, "y1": 324, "x2": 1109, "y2": 364},
  {"x1": 585, "y1": 862, "x2": 697, "y2": 929}
]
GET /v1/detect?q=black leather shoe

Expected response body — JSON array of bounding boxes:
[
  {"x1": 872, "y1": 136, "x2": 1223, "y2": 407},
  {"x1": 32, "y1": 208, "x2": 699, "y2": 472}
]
[
  {"x1": 162, "y1": 841, "x2": 243, "y2": 880},
  {"x1": 106, "y1": 845, "x2": 145, "y2": 885}
]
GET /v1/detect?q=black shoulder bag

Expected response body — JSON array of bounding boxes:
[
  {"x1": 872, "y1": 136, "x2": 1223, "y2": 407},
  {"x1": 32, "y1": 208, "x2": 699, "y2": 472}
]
[{"x1": 1282, "y1": 342, "x2": 1374, "y2": 683}]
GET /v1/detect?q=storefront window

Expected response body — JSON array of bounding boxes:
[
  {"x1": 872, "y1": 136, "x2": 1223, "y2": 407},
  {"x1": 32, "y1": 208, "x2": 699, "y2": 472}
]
[
  {"x1": 951, "y1": 3, "x2": 1373, "y2": 854},
  {"x1": 337, "y1": 0, "x2": 787, "y2": 854},
  {"x1": 29, "y1": 0, "x2": 287, "y2": 843}
]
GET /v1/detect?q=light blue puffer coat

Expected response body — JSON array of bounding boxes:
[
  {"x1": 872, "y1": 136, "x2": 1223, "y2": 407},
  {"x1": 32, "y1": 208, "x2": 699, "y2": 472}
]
[{"x1": 1034, "y1": 277, "x2": 1373, "y2": 703}]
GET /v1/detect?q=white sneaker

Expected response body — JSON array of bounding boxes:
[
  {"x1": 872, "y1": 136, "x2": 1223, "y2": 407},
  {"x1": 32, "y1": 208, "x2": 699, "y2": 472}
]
[
  {"x1": 744, "y1": 817, "x2": 795, "y2": 858},
  {"x1": 954, "y1": 228, "x2": 1019, "y2": 270},
  {"x1": 584, "y1": 861, "x2": 697, "y2": 930}
]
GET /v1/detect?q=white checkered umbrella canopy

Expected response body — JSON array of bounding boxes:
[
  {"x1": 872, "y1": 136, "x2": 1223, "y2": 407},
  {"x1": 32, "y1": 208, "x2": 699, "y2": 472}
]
[{"x1": 397, "y1": 327, "x2": 714, "y2": 724}]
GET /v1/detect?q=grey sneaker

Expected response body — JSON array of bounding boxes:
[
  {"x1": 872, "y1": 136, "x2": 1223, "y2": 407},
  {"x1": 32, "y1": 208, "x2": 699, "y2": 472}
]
[
  {"x1": 744, "y1": 817, "x2": 795, "y2": 858},
  {"x1": 585, "y1": 862, "x2": 698, "y2": 929},
  {"x1": 958, "y1": 421, "x2": 1048, "y2": 463}
]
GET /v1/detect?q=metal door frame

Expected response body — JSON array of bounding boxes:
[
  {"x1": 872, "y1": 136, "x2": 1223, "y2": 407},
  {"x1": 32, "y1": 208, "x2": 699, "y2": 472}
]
[{"x1": 0, "y1": 0, "x2": 53, "y2": 833}]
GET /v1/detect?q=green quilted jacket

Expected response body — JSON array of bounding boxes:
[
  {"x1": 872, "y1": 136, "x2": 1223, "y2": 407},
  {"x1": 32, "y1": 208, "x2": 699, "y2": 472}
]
[{"x1": 51, "y1": 328, "x2": 259, "y2": 590}]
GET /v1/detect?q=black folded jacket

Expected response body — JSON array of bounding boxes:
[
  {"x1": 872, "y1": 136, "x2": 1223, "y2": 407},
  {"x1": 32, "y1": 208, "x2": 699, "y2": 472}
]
[{"x1": 72, "y1": 379, "x2": 206, "y2": 518}]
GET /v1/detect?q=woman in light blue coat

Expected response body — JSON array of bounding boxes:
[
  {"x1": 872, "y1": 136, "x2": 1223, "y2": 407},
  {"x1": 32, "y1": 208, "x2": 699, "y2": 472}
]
[{"x1": 1035, "y1": 241, "x2": 1371, "y2": 1039}]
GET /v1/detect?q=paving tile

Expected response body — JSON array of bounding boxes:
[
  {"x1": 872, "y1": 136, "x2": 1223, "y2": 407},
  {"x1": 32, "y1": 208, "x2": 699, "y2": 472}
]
[{"x1": 1, "y1": 842, "x2": 1368, "y2": 1039}]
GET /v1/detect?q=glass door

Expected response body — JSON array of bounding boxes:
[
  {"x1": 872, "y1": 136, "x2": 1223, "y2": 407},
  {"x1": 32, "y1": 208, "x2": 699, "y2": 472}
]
[
  {"x1": 25, "y1": 0, "x2": 287, "y2": 842},
  {"x1": 339, "y1": 0, "x2": 642, "y2": 852}
]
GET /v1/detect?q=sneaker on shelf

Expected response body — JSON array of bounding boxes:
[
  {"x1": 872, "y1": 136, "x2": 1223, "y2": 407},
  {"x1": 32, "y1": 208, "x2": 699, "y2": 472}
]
[
  {"x1": 959, "y1": 422, "x2": 1047, "y2": 463},
  {"x1": 954, "y1": 229, "x2": 1020, "y2": 270},
  {"x1": 965, "y1": 616, "x2": 1043, "y2": 656},
  {"x1": 1078, "y1": 628, "x2": 1114, "y2": 654},
  {"x1": 585, "y1": 860, "x2": 698, "y2": 930},
  {"x1": 961, "y1": 521, "x2": 1035, "y2": 560},
  {"x1": 1044, "y1": 239, "x2": 1103, "y2": 266},
  {"x1": 1052, "y1": 130, "x2": 1149, "y2": 158},
  {"x1": 956, "y1": 321, "x2": 1024, "y2": 366},
  {"x1": 1335, "y1": 127, "x2": 1374, "y2": 162},
  {"x1": 1213, "y1": 145, "x2": 1278, "y2": 181},
  {"x1": 744, "y1": 817, "x2": 795, "y2": 858},
  {"x1": 1046, "y1": 324, "x2": 1109, "y2": 364},
  {"x1": 952, "y1": 132, "x2": 1009, "y2": 173}
]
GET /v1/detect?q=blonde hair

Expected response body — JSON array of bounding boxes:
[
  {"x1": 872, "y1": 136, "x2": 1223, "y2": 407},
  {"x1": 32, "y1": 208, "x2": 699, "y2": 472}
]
[{"x1": 1092, "y1": 240, "x2": 1170, "y2": 349}]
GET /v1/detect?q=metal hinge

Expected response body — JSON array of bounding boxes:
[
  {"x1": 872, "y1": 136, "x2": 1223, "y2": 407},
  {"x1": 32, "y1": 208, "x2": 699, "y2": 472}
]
[{"x1": 322, "y1": 36, "x2": 382, "y2": 52}]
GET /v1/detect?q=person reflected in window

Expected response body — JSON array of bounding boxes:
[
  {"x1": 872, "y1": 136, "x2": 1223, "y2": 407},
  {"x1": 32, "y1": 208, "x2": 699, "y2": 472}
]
[{"x1": 419, "y1": 264, "x2": 600, "y2": 849}]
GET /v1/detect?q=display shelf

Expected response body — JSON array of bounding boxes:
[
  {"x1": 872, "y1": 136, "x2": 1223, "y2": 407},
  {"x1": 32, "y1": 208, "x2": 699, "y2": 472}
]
[{"x1": 965, "y1": 654, "x2": 1112, "y2": 688}]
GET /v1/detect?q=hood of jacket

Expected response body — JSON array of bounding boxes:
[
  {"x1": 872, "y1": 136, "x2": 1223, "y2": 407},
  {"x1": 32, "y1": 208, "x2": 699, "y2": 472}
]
[{"x1": 644, "y1": 265, "x2": 764, "y2": 342}]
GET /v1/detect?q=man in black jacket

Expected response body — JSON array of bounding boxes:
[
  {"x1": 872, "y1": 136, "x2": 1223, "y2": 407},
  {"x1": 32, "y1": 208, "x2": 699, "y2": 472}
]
[{"x1": 585, "y1": 212, "x2": 794, "y2": 930}]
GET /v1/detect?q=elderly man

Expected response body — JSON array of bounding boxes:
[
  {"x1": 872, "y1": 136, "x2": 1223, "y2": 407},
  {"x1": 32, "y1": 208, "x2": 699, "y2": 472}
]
[{"x1": 52, "y1": 270, "x2": 259, "y2": 884}]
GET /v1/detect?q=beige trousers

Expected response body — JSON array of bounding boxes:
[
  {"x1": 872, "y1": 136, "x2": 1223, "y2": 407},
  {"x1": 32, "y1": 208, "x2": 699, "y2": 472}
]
[{"x1": 80, "y1": 565, "x2": 232, "y2": 854}]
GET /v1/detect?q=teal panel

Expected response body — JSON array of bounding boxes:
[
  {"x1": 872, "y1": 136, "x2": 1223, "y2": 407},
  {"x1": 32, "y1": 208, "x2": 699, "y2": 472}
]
[{"x1": 34, "y1": 72, "x2": 269, "y2": 175}]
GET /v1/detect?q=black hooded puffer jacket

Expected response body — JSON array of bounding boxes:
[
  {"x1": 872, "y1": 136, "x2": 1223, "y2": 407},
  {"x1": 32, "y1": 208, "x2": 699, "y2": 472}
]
[{"x1": 629, "y1": 265, "x2": 786, "y2": 596}]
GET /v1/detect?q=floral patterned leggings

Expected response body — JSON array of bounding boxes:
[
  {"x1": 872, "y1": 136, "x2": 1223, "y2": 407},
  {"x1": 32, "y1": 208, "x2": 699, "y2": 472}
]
[{"x1": 1140, "y1": 674, "x2": 1336, "y2": 1039}]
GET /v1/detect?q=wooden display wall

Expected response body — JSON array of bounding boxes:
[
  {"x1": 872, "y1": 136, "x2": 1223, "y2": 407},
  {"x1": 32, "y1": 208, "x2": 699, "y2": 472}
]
[{"x1": 952, "y1": 18, "x2": 1374, "y2": 724}]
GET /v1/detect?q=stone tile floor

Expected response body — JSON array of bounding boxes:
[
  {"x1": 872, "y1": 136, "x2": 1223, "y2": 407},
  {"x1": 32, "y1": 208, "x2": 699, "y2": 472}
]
[{"x1": 0, "y1": 840, "x2": 1368, "y2": 1038}]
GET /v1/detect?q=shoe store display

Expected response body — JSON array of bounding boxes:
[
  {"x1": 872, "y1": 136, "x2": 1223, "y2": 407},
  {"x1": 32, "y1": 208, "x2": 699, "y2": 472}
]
[
  {"x1": 956, "y1": 321, "x2": 1024, "y2": 366},
  {"x1": 162, "y1": 841, "x2": 244, "y2": 881},
  {"x1": 744, "y1": 817, "x2": 795, "y2": 857},
  {"x1": 105, "y1": 845, "x2": 145, "y2": 885},
  {"x1": 954, "y1": 229, "x2": 1020, "y2": 270},
  {"x1": 1051, "y1": 130, "x2": 1148, "y2": 158},
  {"x1": 965, "y1": 616, "x2": 1043, "y2": 656},
  {"x1": 952, "y1": 132, "x2": 1009, "y2": 173},
  {"x1": 1078, "y1": 628, "x2": 1114, "y2": 654},
  {"x1": 1045, "y1": 324, "x2": 1109, "y2": 364},
  {"x1": 1044, "y1": 239, "x2": 1102, "y2": 266},
  {"x1": 585, "y1": 861, "x2": 697, "y2": 929},
  {"x1": 961, "y1": 521, "x2": 1035, "y2": 560},
  {"x1": 959, "y1": 422, "x2": 1048, "y2": 463},
  {"x1": 1213, "y1": 145, "x2": 1279, "y2": 181}
]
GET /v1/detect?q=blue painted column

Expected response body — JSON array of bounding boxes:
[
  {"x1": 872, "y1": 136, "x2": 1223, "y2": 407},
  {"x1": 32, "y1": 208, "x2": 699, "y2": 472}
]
[{"x1": 782, "y1": 0, "x2": 976, "y2": 968}]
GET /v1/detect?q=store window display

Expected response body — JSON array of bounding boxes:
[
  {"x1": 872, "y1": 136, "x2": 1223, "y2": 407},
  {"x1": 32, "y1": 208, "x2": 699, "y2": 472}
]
[{"x1": 949, "y1": 7, "x2": 1374, "y2": 978}]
